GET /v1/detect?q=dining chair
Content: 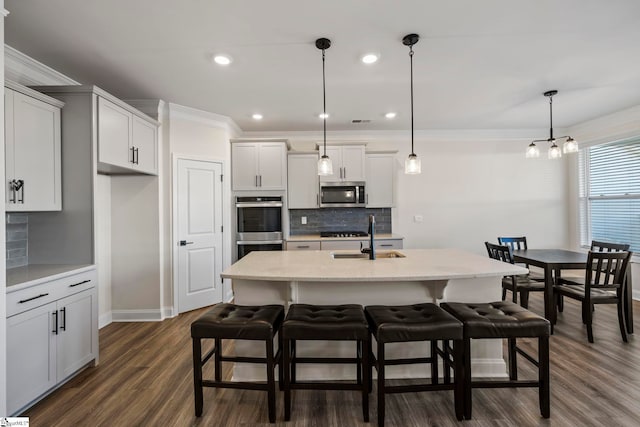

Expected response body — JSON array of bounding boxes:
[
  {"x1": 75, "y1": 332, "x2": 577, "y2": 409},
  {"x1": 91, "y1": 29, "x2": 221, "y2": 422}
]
[
  {"x1": 556, "y1": 240, "x2": 631, "y2": 312},
  {"x1": 497, "y1": 236, "x2": 544, "y2": 281},
  {"x1": 485, "y1": 242, "x2": 545, "y2": 308},
  {"x1": 554, "y1": 250, "x2": 632, "y2": 343}
]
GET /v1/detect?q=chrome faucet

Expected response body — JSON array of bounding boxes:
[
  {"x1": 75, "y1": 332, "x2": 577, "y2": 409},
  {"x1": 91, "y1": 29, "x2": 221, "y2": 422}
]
[{"x1": 360, "y1": 214, "x2": 376, "y2": 260}]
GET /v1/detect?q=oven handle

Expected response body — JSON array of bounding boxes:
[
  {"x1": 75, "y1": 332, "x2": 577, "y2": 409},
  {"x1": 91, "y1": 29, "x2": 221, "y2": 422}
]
[
  {"x1": 236, "y1": 202, "x2": 283, "y2": 208},
  {"x1": 237, "y1": 240, "x2": 284, "y2": 245}
]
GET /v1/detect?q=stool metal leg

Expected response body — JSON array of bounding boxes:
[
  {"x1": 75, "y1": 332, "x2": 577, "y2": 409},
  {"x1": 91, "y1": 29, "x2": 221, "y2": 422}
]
[
  {"x1": 430, "y1": 340, "x2": 438, "y2": 384},
  {"x1": 266, "y1": 338, "x2": 276, "y2": 423},
  {"x1": 463, "y1": 338, "x2": 472, "y2": 420},
  {"x1": 283, "y1": 338, "x2": 291, "y2": 421},
  {"x1": 377, "y1": 340, "x2": 385, "y2": 427},
  {"x1": 508, "y1": 338, "x2": 518, "y2": 381},
  {"x1": 291, "y1": 340, "x2": 297, "y2": 384},
  {"x1": 278, "y1": 331, "x2": 284, "y2": 391},
  {"x1": 357, "y1": 340, "x2": 362, "y2": 385},
  {"x1": 192, "y1": 338, "x2": 203, "y2": 417},
  {"x1": 443, "y1": 341, "x2": 451, "y2": 385},
  {"x1": 539, "y1": 336, "x2": 551, "y2": 418}
]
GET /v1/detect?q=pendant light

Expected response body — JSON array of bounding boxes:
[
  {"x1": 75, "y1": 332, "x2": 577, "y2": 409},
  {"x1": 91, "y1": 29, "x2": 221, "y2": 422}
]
[
  {"x1": 316, "y1": 38, "x2": 333, "y2": 176},
  {"x1": 527, "y1": 90, "x2": 578, "y2": 159},
  {"x1": 403, "y1": 34, "x2": 421, "y2": 174}
]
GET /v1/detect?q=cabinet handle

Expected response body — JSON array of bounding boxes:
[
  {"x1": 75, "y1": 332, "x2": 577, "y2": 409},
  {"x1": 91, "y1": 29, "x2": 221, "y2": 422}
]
[
  {"x1": 52, "y1": 310, "x2": 58, "y2": 335},
  {"x1": 60, "y1": 307, "x2": 66, "y2": 331},
  {"x1": 8, "y1": 180, "x2": 16, "y2": 203},
  {"x1": 259, "y1": 175, "x2": 262, "y2": 187},
  {"x1": 316, "y1": 194, "x2": 319, "y2": 207},
  {"x1": 366, "y1": 193, "x2": 369, "y2": 205},
  {"x1": 19, "y1": 293, "x2": 49, "y2": 303},
  {"x1": 255, "y1": 175, "x2": 258, "y2": 187},
  {"x1": 70, "y1": 279, "x2": 91, "y2": 288},
  {"x1": 134, "y1": 147, "x2": 139, "y2": 164},
  {"x1": 130, "y1": 146, "x2": 135, "y2": 163},
  {"x1": 380, "y1": 244, "x2": 393, "y2": 247},
  {"x1": 343, "y1": 167, "x2": 346, "y2": 179},
  {"x1": 12, "y1": 179, "x2": 24, "y2": 204},
  {"x1": 297, "y1": 245, "x2": 310, "y2": 249},
  {"x1": 19, "y1": 181, "x2": 24, "y2": 203}
]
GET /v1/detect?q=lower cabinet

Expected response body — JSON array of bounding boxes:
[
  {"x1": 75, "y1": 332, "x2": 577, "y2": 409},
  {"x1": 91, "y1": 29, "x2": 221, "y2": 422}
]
[
  {"x1": 6, "y1": 269, "x2": 97, "y2": 415},
  {"x1": 286, "y1": 241, "x2": 321, "y2": 250},
  {"x1": 287, "y1": 238, "x2": 404, "y2": 251}
]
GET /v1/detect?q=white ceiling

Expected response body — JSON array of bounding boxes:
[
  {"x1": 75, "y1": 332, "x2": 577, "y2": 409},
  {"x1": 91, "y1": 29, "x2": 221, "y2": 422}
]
[{"x1": 5, "y1": 0, "x2": 640, "y2": 133}]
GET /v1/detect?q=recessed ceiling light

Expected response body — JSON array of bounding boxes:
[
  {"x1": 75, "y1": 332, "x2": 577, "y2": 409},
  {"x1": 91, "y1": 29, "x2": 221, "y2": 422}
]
[
  {"x1": 252, "y1": 113, "x2": 263, "y2": 120},
  {"x1": 213, "y1": 55, "x2": 232, "y2": 65},
  {"x1": 385, "y1": 112, "x2": 397, "y2": 119},
  {"x1": 318, "y1": 113, "x2": 329, "y2": 119},
  {"x1": 361, "y1": 53, "x2": 379, "y2": 64}
]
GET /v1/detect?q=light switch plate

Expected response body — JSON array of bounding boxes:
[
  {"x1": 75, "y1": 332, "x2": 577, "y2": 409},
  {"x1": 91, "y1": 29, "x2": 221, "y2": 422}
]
[
  {"x1": 413, "y1": 215, "x2": 423, "y2": 223},
  {"x1": 301, "y1": 216, "x2": 307, "y2": 225}
]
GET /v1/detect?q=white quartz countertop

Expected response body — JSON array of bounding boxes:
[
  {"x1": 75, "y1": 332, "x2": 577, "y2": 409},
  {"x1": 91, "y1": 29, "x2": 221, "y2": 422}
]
[
  {"x1": 221, "y1": 248, "x2": 527, "y2": 282},
  {"x1": 6, "y1": 264, "x2": 95, "y2": 291},
  {"x1": 286, "y1": 233, "x2": 403, "y2": 241}
]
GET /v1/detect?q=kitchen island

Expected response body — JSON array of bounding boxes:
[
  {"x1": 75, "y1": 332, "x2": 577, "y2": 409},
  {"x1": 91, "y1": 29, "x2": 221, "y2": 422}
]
[{"x1": 221, "y1": 248, "x2": 527, "y2": 381}]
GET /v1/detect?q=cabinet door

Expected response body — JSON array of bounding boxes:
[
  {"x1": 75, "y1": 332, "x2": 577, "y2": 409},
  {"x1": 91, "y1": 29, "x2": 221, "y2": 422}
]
[
  {"x1": 321, "y1": 240, "x2": 367, "y2": 250},
  {"x1": 288, "y1": 154, "x2": 319, "y2": 208},
  {"x1": 286, "y1": 241, "x2": 321, "y2": 250},
  {"x1": 232, "y1": 143, "x2": 259, "y2": 190},
  {"x1": 98, "y1": 97, "x2": 133, "y2": 169},
  {"x1": 341, "y1": 146, "x2": 366, "y2": 181},
  {"x1": 257, "y1": 143, "x2": 287, "y2": 190},
  {"x1": 57, "y1": 289, "x2": 96, "y2": 380},
  {"x1": 10, "y1": 91, "x2": 62, "y2": 211},
  {"x1": 7, "y1": 302, "x2": 57, "y2": 415},
  {"x1": 375, "y1": 239, "x2": 403, "y2": 250},
  {"x1": 131, "y1": 115, "x2": 158, "y2": 175},
  {"x1": 318, "y1": 146, "x2": 342, "y2": 182},
  {"x1": 366, "y1": 154, "x2": 394, "y2": 207},
  {"x1": 5, "y1": 89, "x2": 15, "y2": 207}
]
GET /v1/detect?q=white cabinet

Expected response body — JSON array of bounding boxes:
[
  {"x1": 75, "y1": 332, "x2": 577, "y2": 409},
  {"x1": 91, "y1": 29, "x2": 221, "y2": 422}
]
[
  {"x1": 288, "y1": 153, "x2": 319, "y2": 208},
  {"x1": 286, "y1": 240, "x2": 321, "y2": 250},
  {"x1": 319, "y1": 145, "x2": 365, "y2": 183},
  {"x1": 5, "y1": 84, "x2": 63, "y2": 211},
  {"x1": 320, "y1": 238, "x2": 403, "y2": 251},
  {"x1": 366, "y1": 153, "x2": 395, "y2": 207},
  {"x1": 97, "y1": 96, "x2": 158, "y2": 175},
  {"x1": 232, "y1": 141, "x2": 287, "y2": 190},
  {"x1": 6, "y1": 268, "x2": 98, "y2": 415}
]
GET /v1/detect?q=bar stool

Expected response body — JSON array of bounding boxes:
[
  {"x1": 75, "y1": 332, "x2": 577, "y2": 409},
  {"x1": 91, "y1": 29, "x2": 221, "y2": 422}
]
[
  {"x1": 365, "y1": 303, "x2": 465, "y2": 427},
  {"x1": 282, "y1": 304, "x2": 370, "y2": 422},
  {"x1": 440, "y1": 301, "x2": 550, "y2": 420},
  {"x1": 191, "y1": 303, "x2": 284, "y2": 423}
]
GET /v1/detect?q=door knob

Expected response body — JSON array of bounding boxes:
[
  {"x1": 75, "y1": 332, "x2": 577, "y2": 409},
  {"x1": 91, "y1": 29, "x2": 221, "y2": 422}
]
[{"x1": 179, "y1": 240, "x2": 194, "y2": 246}]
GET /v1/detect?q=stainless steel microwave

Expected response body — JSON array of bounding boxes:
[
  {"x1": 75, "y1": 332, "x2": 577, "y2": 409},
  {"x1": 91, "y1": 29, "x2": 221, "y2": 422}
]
[{"x1": 320, "y1": 182, "x2": 366, "y2": 208}]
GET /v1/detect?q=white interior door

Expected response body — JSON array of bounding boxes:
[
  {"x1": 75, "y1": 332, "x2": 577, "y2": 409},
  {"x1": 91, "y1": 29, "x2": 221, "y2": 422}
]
[{"x1": 176, "y1": 159, "x2": 224, "y2": 313}]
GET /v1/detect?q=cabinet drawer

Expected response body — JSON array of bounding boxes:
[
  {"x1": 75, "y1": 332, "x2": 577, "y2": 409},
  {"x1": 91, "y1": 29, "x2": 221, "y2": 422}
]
[
  {"x1": 287, "y1": 241, "x2": 321, "y2": 250},
  {"x1": 7, "y1": 269, "x2": 97, "y2": 318},
  {"x1": 375, "y1": 240, "x2": 403, "y2": 250}
]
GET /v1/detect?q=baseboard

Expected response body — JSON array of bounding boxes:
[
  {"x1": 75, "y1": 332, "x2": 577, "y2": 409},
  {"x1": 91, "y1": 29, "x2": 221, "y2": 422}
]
[
  {"x1": 633, "y1": 289, "x2": 640, "y2": 301},
  {"x1": 98, "y1": 312, "x2": 113, "y2": 329},
  {"x1": 162, "y1": 306, "x2": 177, "y2": 319},
  {"x1": 111, "y1": 309, "x2": 164, "y2": 322}
]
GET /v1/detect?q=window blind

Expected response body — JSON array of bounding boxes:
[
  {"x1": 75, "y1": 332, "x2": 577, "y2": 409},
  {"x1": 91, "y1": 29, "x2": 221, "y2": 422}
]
[{"x1": 579, "y1": 138, "x2": 640, "y2": 252}]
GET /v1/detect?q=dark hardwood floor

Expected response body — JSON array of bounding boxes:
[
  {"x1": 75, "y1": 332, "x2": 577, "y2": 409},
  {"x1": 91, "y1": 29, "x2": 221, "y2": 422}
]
[{"x1": 23, "y1": 294, "x2": 640, "y2": 426}]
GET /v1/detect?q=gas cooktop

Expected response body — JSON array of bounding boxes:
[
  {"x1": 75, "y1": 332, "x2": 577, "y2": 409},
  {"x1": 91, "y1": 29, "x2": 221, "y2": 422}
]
[{"x1": 320, "y1": 231, "x2": 368, "y2": 238}]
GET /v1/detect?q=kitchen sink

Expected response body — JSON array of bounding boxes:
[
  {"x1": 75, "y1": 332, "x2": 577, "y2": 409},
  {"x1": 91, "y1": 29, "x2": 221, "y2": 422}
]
[{"x1": 331, "y1": 251, "x2": 406, "y2": 259}]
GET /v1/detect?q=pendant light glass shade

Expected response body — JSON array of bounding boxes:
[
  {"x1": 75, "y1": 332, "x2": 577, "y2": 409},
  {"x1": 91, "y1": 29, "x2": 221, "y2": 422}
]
[
  {"x1": 317, "y1": 155, "x2": 333, "y2": 175},
  {"x1": 405, "y1": 154, "x2": 421, "y2": 174},
  {"x1": 403, "y1": 34, "x2": 421, "y2": 175},
  {"x1": 548, "y1": 142, "x2": 562, "y2": 159},
  {"x1": 316, "y1": 38, "x2": 333, "y2": 176},
  {"x1": 527, "y1": 90, "x2": 578, "y2": 159},
  {"x1": 526, "y1": 142, "x2": 540, "y2": 158}
]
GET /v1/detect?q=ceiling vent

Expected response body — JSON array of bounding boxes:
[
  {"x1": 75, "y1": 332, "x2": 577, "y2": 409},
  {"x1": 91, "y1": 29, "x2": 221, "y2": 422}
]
[{"x1": 351, "y1": 119, "x2": 372, "y2": 124}]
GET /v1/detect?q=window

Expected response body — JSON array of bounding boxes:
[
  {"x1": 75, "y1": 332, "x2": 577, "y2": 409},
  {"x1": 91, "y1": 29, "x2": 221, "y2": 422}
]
[{"x1": 579, "y1": 138, "x2": 640, "y2": 252}]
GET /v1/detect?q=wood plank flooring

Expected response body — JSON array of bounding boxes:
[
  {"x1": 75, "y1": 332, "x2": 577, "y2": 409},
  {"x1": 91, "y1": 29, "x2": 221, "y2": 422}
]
[{"x1": 23, "y1": 294, "x2": 640, "y2": 426}]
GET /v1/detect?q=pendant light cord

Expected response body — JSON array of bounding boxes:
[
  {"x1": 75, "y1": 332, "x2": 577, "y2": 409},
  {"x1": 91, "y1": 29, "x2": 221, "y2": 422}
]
[
  {"x1": 409, "y1": 46, "x2": 415, "y2": 156},
  {"x1": 322, "y1": 48, "x2": 327, "y2": 157},
  {"x1": 549, "y1": 94, "x2": 554, "y2": 141}
]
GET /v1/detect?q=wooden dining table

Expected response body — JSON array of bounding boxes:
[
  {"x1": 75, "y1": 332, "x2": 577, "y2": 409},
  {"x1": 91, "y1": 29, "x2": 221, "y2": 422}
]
[{"x1": 512, "y1": 248, "x2": 633, "y2": 335}]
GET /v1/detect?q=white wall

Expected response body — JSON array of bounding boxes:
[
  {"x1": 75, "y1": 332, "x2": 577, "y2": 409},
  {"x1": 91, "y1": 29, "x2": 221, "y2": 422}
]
[
  {"x1": 95, "y1": 174, "x2": 112, "y2": 327},
  {"x1": 0, "y1": 3, "x2": 7, "y2": 416},
  {"x1": 259, "y1": 129, "x2": 569, "y2": 255}
]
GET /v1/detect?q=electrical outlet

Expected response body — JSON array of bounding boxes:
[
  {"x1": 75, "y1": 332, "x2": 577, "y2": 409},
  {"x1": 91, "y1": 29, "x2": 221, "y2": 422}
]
[
  {"x1": 301, "y1": 216, "x2": 307, "y2": 225},
  {"x1": 413, "y1": 215, "x2": 423, "y2": 223}
]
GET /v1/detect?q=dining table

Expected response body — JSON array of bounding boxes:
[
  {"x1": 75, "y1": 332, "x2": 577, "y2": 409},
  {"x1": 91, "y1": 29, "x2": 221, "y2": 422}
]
[{"x1": 512, "y1": 248, "x2": 633, "y2": 335}]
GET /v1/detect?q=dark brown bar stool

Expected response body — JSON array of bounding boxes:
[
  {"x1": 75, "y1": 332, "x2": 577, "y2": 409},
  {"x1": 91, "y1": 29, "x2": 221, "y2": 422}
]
[
  {"x1": 440, "y1": 301, "x2": 550, "y2": 420},
  {"x1": 365, "y1": 303, "x2": 464, "y2": 427},
  {"x1": 282, "y1": 304, "x2": 370, "y2": 422},
  {"x1": 191, "y1": 303, "x2": 284, "y2": 423}
]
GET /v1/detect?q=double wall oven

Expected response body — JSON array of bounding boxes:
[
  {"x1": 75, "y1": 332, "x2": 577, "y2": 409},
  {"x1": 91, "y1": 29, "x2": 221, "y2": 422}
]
[{"x1": 236, "y1": 196, "x2": 283, "y2": 259}]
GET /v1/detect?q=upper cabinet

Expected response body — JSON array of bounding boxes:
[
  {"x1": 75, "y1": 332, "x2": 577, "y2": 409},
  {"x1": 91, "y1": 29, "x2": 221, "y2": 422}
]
[
  {"x1": 366, "y1": 152, "x2": 395, "y2": 208},
  {"x1": 288, "y1": 153, "x2": 319, "y2": 209},
  {"x1": 319, "y1": 145, "x2": 365, "y2": 183},
  {"x1": 5, "y1": 83, "x2": 63, "y2": 212},
  {"x1": 232, "y1": 140, "x2": 287, "y2": 191},
  {"x1": 97, "y1": 97, "x2": 158, "y2": 175}
]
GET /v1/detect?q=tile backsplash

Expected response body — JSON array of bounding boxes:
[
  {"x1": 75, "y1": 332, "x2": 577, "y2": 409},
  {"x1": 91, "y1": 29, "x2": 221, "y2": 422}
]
[
  {"x1": 6, "y1": 213, "x2": 28, "y2": 269},
  {"x1": 289, "y1": 208, "x2": 391, "y2": 235}
]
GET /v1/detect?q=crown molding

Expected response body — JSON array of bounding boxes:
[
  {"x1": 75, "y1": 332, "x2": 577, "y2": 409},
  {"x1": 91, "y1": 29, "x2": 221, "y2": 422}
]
[
  {"x1": 125, "y1": 99, "x2": 165, "y2": 120},
  {"x1": 568, "y1": 105, "x2": 640, "y2": 148},
  {"x1": 5, "y1": 44, "x2": 79, "y2": 86},
  {"x1": 168, "y1": 102, "x2": 242, "y2": 136},
  {"x1": 2, "y1": 9, "x2": 10, "y2": 17}
]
